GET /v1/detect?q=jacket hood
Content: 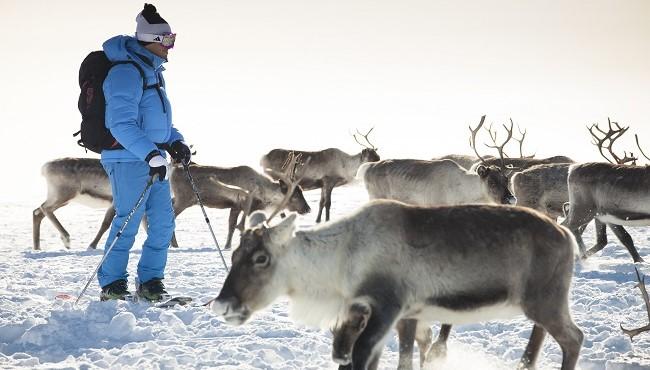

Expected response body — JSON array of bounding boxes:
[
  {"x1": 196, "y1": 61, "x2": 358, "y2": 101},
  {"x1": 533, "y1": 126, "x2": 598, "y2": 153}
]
[{"x1": 102, "y1": 35, "x2": 166, "y2": 70}]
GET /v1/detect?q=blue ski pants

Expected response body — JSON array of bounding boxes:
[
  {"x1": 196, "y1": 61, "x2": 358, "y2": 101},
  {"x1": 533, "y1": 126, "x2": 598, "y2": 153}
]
[{"x1": 98, "y1": 161, "x2": 175, "y2": 288}]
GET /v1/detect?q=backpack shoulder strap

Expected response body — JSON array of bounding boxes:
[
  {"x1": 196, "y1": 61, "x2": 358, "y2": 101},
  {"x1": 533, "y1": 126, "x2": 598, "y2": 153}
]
[
  {"x1": 109, "y1": 60, "x2": 166, "y2": 112},
  {"x1": 110, "y1": 61, "x2": 149, "y2": 90}
]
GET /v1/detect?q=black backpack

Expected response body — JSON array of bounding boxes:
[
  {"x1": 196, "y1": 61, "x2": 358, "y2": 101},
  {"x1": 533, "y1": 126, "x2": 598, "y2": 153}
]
[{"x1": 74, "y1": 51, "x2": 147, "y2": 153}]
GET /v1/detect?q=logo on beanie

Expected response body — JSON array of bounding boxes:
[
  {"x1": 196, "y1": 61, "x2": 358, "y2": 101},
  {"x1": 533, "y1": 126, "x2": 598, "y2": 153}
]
[{"x1": 154, "y1": 36, "x2": 161, "y2": 41}]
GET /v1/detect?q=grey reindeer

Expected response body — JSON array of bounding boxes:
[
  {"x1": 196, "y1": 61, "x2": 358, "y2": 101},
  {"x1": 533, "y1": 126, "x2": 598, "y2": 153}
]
[
  {"x1": 210, "y1": 199, "x2": 583, "y2": 370},
  {"x1": 561, "y1": 120, "x2": 647, "y2": 263},
  {"x1": 260, "y1": 129, "x2": 380, "y2": 223}
]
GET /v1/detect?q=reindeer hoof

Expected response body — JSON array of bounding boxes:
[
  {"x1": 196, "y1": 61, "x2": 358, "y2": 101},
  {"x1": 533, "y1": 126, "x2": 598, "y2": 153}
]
[{"x1": 424, "y1": 342, "x2": 448, "y2": 362}]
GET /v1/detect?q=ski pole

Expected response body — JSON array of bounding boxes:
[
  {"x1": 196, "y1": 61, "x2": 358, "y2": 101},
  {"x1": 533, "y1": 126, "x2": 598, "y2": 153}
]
[
  {"x1": 75, "y1": 175, "x2": 155, "y2": 305},
  {"x1": 182, "y1": 161, "x2": 229, "y2": 273}
]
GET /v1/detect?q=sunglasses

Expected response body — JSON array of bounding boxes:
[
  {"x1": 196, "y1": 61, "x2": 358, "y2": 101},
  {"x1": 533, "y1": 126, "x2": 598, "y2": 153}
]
[{"x1": 138, "y1": 33, "x2": 176, "y2": 49}]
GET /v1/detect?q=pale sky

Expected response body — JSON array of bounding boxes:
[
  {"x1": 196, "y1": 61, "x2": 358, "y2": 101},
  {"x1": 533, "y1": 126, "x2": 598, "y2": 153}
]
[{"x1": 1, "y1": 0, "x2": 649, "y2": 202}]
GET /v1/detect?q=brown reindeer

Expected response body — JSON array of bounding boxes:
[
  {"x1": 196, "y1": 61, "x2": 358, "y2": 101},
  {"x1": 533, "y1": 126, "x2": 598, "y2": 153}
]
[
  {"x1": 33, "y1": 158, "x2": 116, "y2": 250},
  {"x1": 260, "y1": 129, "x2": 380, "y2": 223},
  {"x1": 170, "y1": 161, "x2": 311, "y2": 249}
]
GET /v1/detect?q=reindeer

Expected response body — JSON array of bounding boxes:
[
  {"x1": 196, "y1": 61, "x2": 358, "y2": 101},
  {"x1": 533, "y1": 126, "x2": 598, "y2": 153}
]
[
  {"x1": 561, "y1": 119, "x2": 646, "y2": 263},
  {"x1": 511, "y1": 163, "x2": 573, "y2": 219},
  {"x1": 260, "y1": 129, "x2": 380, "y2": 223},
  {"x1": 357, "y1": 117, "x2": 518, "y2": 208},
  {"x1": 33, "y1": 158, "x2": 116, "y2": 250},
  {"x1": 358, "y1": 158, "x2": 516, "y2": 207},
  {"x1": 511, "y1": 163, "x2": 611, "y2": 246},
  {"x1": 169, "y1": 160, "x2": 311, "y2": 249},
  {"x1": 354, "y1": 116, "x2": 520, "y2": 369},
  {"x1": 210, "y1": 195, "x2": 583, "y2": 370}
]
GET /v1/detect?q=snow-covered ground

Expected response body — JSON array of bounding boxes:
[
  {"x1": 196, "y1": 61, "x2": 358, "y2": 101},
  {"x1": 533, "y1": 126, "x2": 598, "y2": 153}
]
[{"x1": 1, "y1": 183, "x2": 649, "y2": 369}]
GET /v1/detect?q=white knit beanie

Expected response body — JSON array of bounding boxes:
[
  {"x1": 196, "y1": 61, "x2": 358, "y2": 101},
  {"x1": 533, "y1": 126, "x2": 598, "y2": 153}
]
[{"x1": 135, "y1": 3, "x2": 172, "y2": 40}]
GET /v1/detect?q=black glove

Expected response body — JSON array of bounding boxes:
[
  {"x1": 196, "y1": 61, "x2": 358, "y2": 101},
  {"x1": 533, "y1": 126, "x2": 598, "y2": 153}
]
[
  {"x1": 145, "y1": 150, "x2": 169, "y2": 181},
  {"x1": 169, "y1": 140, "x2": 192, "y2": 165}
]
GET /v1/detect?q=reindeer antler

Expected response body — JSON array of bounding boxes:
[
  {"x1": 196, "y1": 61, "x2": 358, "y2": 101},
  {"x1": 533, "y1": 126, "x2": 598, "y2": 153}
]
[
  {"x1": 621, "y1": 267, "x2": 650, "y2": 341},
  {"x1": 353, "y1": 128, "x2": 377, "y2": 150},
  {"x1": 512, "y1": 119, "x2": 535, "y2": 159},
  {"x1": 588, "y1": 118, "x2": 638, "y2": 165},
  {"x1": 469, "y1": 115, "x2": 489, "y2": 164},
  {"x1": 484, "y1": 118, "x2": 514, "y2": 170},
  {"x1": 265, "y1": 151, "x2": 310, "y2": 222},
  {"x1": 635, "y1": 134, "x2": 650, "y2": 162}
]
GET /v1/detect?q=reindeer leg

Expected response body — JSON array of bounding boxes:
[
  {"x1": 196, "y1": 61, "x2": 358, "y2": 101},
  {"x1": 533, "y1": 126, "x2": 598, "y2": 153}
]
[
  {"x1": 350, "y1": 277, "x2": 403, "y2": 370},
  {"x1": 523, "y1": 259, "x2": 583, "y2": 370},
  {"x1": 395, "y1": 319, "x2": 416, "y2": 370},
  {"x1": 40, "y1": 202, "x2": 72, "y2": 249},
  {"x1": 32, "y1": 205, "x2": 46, "y2": 250},
  {"x1": 608, "y1": 224, "x2": 644, "y2": 263},
  {"x1": 170, "y1": 198, "x2": 191, "y2": 248},
  {"x1": 584, "y1": 219, "x2": 608, "y2": 258},
  {"x1": 560, "y1": 205, "x2": 594, "y2": 259},
  {"x1": 225, "y1": 207, "x2": 240, "y2": 250},
  {"x1": 89, "y1": 207, "x2": 115, "y2": 249},
  {"x1": 425, "y1": 324, "x2": 451, "y2": 362},
  {"x1": 349, "y1": 302, "x2": 400, "y2": 370},
  {"x1": 518, "y1": 324, "x2": 547, "y2": 369},
  {"x1": 324, "y1": 179, "x2": 335, "y2": 222},
  {"x1": 415, "y1": 322, "x2": 433, "y2": 368},
  {"x1": 368, "y1": 352, "x2": 381, "y2": 370},
  {"x1": 316, "y1": 186, "x2": 326, "y2": 223}
]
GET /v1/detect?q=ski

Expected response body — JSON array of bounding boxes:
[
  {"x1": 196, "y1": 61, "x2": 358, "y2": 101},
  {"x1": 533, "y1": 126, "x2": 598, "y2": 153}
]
[
  {"x1": 55, "y1": 292, "x2": 192, "y2": 307},
  {"x1": 154, "y1": 296, "x2": 193, "y2": 308}
]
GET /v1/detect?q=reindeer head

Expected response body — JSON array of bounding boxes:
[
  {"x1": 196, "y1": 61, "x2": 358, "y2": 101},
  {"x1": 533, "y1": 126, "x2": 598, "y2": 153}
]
[
  {"x1": 360, "y1": 148, "x2": 380, "y2": 163},
  {"x1": 476, "y1": 165, "x2": 517, "y2": 205},
  {"x1": 354, "y1": 128, "x2": 380, "y2": 163},
  {"x1": 266, "y1": 151, "x2": 312, "y2": 215},
  {"x1": 211, "y1": 212, "x2": 297, "y2": 325},
  {"x1": 277, "y1": 180, "x2": 311, "y2": 214}
]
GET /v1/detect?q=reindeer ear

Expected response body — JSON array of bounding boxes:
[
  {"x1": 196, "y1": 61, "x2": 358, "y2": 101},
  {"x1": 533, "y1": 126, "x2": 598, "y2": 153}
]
[
  {"x1": 269, "y1": 212, "x2": 297, "y2": 246},
  {"x1": 476, "y1": 165, "x2": 488, "y2": 178},
  {"x1": 247, "y1": 211, "x2": 268, "y2": 229}
]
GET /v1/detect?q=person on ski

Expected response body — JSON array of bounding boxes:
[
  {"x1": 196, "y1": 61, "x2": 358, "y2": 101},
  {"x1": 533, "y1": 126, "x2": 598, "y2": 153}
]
[{"x1": 98, "y1": 3, "x2": 191, "y2": 301}]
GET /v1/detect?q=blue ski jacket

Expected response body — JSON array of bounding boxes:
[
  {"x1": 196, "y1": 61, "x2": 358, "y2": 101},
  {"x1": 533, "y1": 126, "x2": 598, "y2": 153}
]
[{"x1": 101, "y1": 35, "x2": 183, "y2": 162}]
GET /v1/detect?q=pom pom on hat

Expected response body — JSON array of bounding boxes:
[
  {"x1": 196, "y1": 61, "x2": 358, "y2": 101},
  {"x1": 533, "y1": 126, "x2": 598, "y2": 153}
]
[{"x1": 135, "y1": 3, "x2": 172, "y2": 40}]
